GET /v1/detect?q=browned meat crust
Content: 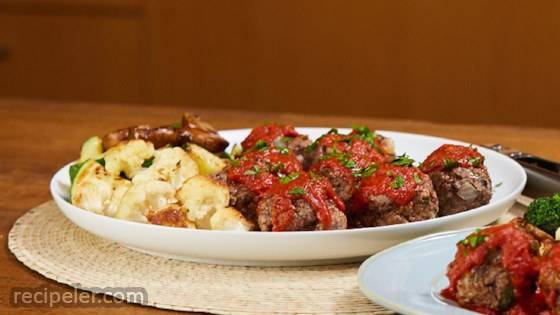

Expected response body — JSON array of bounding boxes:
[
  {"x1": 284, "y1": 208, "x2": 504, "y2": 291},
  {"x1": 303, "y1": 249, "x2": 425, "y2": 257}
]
[
  {"x1": 212, "y1": 170, "x2": 260, "y2": 224},
  {"x1": 455, "y1": 250, "x2": 514, "y2": 311},
  {"x1": 256, "y1": 198, "x2": 347, "y2": 231},
  {"x1": 312, "y1": 166, "x2": 357, "y2": 202},
  {"x1": 430, "y1": 166, "x2": 492, "y2": 216},
  {"x1": 349, "y1": 173, "x2": 438, "y2": 227}
]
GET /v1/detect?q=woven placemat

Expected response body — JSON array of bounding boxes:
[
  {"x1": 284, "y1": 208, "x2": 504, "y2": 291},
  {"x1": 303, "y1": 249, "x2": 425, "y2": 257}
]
[
  {"x1": 9, "y1": 200, "x2": 530, "y2": 314},
  {"x1": 8, "y1": 201, "x2": 394, "y2": 315}
]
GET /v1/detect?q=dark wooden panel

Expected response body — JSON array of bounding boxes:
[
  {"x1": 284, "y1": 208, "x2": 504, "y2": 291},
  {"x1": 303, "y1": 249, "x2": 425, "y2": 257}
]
[
  {"x1": 1, "y1": 1, "x2": 559, "y2": 127},
  {"x1": 0, "y1": 0, "x2": 148, "y2": 103},
  {"x1": 148, "y1": 1, "x2": 560, "y2": 127}
]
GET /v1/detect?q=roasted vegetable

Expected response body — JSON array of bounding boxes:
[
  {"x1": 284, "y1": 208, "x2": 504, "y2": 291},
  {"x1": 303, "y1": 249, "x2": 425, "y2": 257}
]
[
  {"x1": 71, "y1": 160, "x2": 131, "y2": 216},
  {"x1": 104, "y1": 140, "x2": 155, "y2": 178},
  {"x1": 177, "y1": 175, "x2": 229, "y2": 224},
  {"x1": 133, "y1": 146, "x2": 199, "y2": 189},
  {"x1": 79, "y1": 136, "x2": 104, "y2": 162},
  {"x1": 187, "y1": 143, "x2": 226, "y2": 175},
  {"x1": 146, "y1": 204, "x2": 196, "y2": 228},
  {"x1": 115, "y1": 180, "x2": 178, "y2": 222},
  {"x1": 209, "y1": 207, "x2": 254, "y2": 231},
  {"x1": 524, "y1": 193, "x2": 560, "y2": 236}
]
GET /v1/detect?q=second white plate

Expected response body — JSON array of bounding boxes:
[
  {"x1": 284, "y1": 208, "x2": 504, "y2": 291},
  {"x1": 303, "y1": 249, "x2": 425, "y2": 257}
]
[{"x1": 358, "y1": 228, "x2": 480, "y2": 315}]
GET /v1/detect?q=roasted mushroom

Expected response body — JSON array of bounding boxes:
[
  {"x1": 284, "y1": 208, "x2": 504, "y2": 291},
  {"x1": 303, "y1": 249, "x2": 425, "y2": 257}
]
[
  {"x1": 181, "y1": 112, "x2": 229, "y2": 153},
  {"x1": 101, "y1": 112, "x2": 229, "y2": 153}
]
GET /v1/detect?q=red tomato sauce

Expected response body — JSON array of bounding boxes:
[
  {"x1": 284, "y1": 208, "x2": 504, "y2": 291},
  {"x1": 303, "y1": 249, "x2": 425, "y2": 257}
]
[
  {"x1": 263, "y1": 172, "x2": 345, "y2": 231},
  {"x1": 311, "y1": 133, "x2": 386, "y2": 181},
  {"x1": 421, "y1": 144, "x2": 484, "y2": 174},
  {"x1": 241, "y1": 123, "x2": 301, "y2": 150},
  {"x1": 227, "y1": 148, "x2": 303, "y2": 195},
  {"x1": 350, "y1": 165, "x2": 425, "y2": 211},
  {"x1": 442, "y1": 222, "x2": 548, "y2": 315},
  {"x1": 310, "y1": 157, "x2": 356, "y2": 189},
  {"x1": 536, "y1": 244, "x2": 560, "y2": 313}
]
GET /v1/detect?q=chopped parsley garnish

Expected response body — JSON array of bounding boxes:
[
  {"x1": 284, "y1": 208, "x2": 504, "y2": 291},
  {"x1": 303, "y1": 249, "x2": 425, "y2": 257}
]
[
  {"x1": 443, "y1": 159, "x2": 459, "y2": 171},
  {"x1": 280, "y1": 172, "x2": 300, "y2": 184},
  {"x1": 96, "y1": 157, "x2": 106, "y2": 167},
  {"x1": 351, "y1": 125, "x2": 372, "y2": 136},
  {"x1": 141, "y1": 157, "x2": 154, "y2": 168},
  {"x1": 461, "y1": 229, "x2": 486, "y2": 249},
  {"x1": 360, "y1": 164, "x2": 378, "y2": 178},
  {"x1": 320, "y1": 148, "x2": 361, "y2": 173},
  {"x1": 342, "y1": 159, "x2": 356, "y2": 169},
  {"x1": 469, "y1": 156, "x2": 482, "y2": 167},
  {"x1": 392, "y1": 154, "x2": 415, "y2": 167},
  {"x1": 391, "y1": 175, "x2": 405, "y2": 189},
  {"x1": 243, "y1": 165, "x2": 261, "y2": 176},
  {"x1": 413, "y1": 173, "x2": 423, "y2": 184},
  {"x1": 271, "y1": 162, "x2": 286, "y2": 173},
  {"x1": 494, "y1": 182, "x2": 503, "y2": 188},
  {"x1": 254, "y1": 140, "x2": 268, "y2": 151},
  {"x1": 327, "y1": 128, "x2": 339, "y2": 134},
  {"x1": 288, "y1": 187, "x2": 306, "y2": 195},
  {"x1": 280, "y1": 136, "x2": 293, "y2": 143},
  {"x1": 278, "y1": 146, "x2": 289, "y2": 154},
  {"x1": 351, "y1": 124, "x2": 380, "y2": 150},
  {"x1": 304, "y1": 141, "x2": 318, "y2": 153}
]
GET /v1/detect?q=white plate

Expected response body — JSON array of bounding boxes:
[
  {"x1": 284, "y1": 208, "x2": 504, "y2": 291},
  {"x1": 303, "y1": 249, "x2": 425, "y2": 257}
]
[
  {"x1": 358, "y1": 228, "x2": 480, "y2": 315},
  {"x1": 50, "y1": 128, "x2": 526, "y2": 266}
]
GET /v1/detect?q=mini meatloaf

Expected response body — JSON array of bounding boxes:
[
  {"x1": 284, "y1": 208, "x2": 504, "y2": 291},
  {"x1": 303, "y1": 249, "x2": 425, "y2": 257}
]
[
  {"x1": 420, "y1": 144, "x2": 492, "y2": 216},
  {"x1": 348, "y1": 164, "x2": 438, "y2": 227},
  {"x1": 256, "y1": 172, "x2": 347, "y2": 231},
  {"x1": 442, "y1": 219, "x2": 554, "y2": 314},
  {"x1": 240, "y1": 123, "x2": 311, "y2": 162},
  {"x1": 305, "y1": 127, "x2": 394, "y2": 202},
  {"x1": 214, "y1": 147, "x2": 304, "y2": 224}
]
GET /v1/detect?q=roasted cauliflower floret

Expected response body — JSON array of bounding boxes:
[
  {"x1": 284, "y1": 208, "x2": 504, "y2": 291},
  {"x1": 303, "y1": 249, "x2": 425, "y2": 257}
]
[
  {"x1": 133, "y1": 147, "x2": 199, "y2": 189},
  {"x1": 104, "y1": 140, "x2": 155, "y2": 178},
  {"x1": 105, "y1": 178, "x2": 132, "y2": 217},
  {"x1": 146, "y1": 204, "x2": 196, "y2": 228},
  {"x1": 71, "y1": 160, "x2": 115, "y2": 214},
  {"x1": 177, "y1": 175, "x2": 230, "y2": 224},
  {"x1": 115, "y1": 180, "x2": 178, "y2": 222},
  {"x1": 209, "y1": 207, "x2": 254, "y2": 231},
  {"x1": 186, "y1": 144, "x2": 226, "y2": 175}
]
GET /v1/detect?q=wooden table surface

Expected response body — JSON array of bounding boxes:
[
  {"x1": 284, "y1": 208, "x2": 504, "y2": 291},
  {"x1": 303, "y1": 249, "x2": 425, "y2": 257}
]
[{"x1": 1, "y1": 98, "x2": 560, "y2": 314}]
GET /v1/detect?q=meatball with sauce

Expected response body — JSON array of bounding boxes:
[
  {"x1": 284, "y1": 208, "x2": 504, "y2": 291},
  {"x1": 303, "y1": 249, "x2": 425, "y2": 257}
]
[
  {"x1": 442, "y1": 219, "x2": 554, "y2": 314},
  {"x1": 535, "y1": 243, "x2": 560, "y2": 314},
  {"x1": 420, "y1": 144, "x2": 492, "y2": 216},
  {"x1": 256, "y1": 172, "x2": 347, "y2": 231},
  {"x1": 214, "y1": 147, "x2": 304, "y2": 225},
  {"x1": 305, "y1": 127, "x2": 394, "y2": 202},
  {"x1": 240, "y1": 123, "x2": 311, "y2": 163},
  {"x1": 348, "y1": 164, "x2": 438, "y2": 227}
]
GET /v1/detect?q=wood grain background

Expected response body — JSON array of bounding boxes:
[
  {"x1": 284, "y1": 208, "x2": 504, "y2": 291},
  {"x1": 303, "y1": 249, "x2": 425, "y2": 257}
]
[{"x1": 1, "y1": 0, "x2": 559, "y2": 127}]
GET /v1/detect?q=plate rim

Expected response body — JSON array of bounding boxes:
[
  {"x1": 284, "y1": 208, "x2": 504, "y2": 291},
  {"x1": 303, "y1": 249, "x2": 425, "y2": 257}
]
[
  {"x1": 51, "y1": 127, "x2": 527, "y2": 237},
  {"x1": 357, "y1": 227, "x2": 480, "y2": 315}
]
